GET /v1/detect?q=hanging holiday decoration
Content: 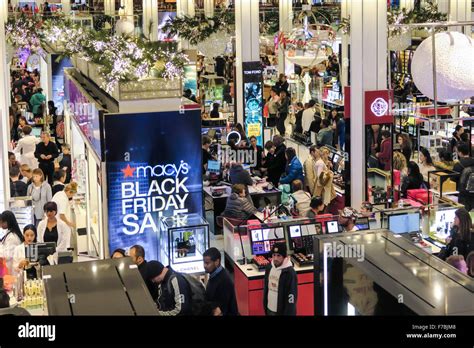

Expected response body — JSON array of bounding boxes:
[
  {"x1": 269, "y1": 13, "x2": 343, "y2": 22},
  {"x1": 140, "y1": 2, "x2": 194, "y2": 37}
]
[
  {"x1": 115, "y1": 18, "x2": 135, "y2": 36},
  {"x1": 278, "y1": 10, "x2": 335, "y2": 68},
  {"x1": 197, "y1": 30, "x2": 230, "y2": 59},
  {"x1": 5, "y1": 14, "x2": 188, "y2": 93},
  {"x1": 411, "y1": 32, "x2": 474, "y2": 102},
  {"x1": 161, "y1": 8, "x2": 234, "y2": 45}
]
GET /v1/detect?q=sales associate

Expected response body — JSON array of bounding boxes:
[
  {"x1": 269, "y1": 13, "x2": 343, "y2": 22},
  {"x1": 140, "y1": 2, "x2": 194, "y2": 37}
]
[
  {"x1": 439, "y1": 208, "x2": 474, "y2": 260},
  {"x1": 0, "y1": 211, "x2": 24, "y2": 273},
  {"x1": 13, "y1": 224, "x2": 37, "y2": 278},
  {"x1": 37, "y1": 202, "x2": 70, "y2": 254}
]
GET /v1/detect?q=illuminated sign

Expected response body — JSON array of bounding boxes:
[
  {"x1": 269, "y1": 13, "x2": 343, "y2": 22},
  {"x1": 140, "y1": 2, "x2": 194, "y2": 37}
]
[
  {"x1": 242, "y1": 61, "x2": 264, "y2": 146},
  {"x1": 105, "y1": 110, "x2": 203, "y2": 260}
]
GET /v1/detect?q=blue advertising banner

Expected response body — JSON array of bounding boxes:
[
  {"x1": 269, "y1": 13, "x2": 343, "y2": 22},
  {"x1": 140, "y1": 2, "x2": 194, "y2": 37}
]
[
  {"x1": 242, "y1": 61, "x2": 264, "y2": 146},
  {"x1": 104, "y1": 110, "x2": 203, "y2": 261},
  {"x1": 51, "y1": 55, "x2": 72, "y2": 115}
]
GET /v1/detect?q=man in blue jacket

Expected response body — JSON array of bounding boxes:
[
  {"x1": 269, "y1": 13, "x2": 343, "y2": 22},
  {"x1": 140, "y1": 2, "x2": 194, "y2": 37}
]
[
  {"x1": 263, "y1": 242, "x2": 298, "y2": 315},
  {"x1": 279, "y1": 147, "x2": 304, "y2": 185}
]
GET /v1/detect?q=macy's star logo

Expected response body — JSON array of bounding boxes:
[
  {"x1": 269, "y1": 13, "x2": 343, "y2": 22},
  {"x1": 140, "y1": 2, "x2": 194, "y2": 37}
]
[{"x1": 121, "y1": 164, "x2": 136, "y2": 178}]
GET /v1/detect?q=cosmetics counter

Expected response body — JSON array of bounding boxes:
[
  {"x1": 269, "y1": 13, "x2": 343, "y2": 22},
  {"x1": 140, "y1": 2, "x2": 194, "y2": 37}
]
[{"x1": 223, "y1": 214, "x2": 348, "y2": 316}]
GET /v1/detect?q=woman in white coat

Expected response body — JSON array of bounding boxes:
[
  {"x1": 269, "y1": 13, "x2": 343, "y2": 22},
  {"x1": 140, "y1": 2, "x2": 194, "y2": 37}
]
[
  {"x1": 14, "y1": 125, "x2": 39, "y2": 169},
  {"x1": 0, "y1": 211, "x2": 24, "y2": 274},
  {"x1": 37, "y1": 202, "x2": 70, "y2": 256},
  {"x1": 13, "y1": 224, "x2": 37, "y2": 277}
]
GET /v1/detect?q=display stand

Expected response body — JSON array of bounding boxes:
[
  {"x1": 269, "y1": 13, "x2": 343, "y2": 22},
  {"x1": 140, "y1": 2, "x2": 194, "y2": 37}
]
[{"x1": 159, "y1": 214, "x2": 209, "y2": 274}]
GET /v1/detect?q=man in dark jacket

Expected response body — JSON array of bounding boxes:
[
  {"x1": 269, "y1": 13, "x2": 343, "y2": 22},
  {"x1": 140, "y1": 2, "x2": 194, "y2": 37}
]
[
  {"x1": 264, "y1": 135, "x2": 287, "y2": 186},
  {"x1": 229, "y1": 163, "x2": 253, "y2": 186},
  {"x1": 34, "y1": 131, "x2": 58, "y2": 185},
  {"x1": 147, "y1": 261, "x2": 192, "y2": 316},
  {"x1": 203, "y1": 247, "x2": 239, "y2": 316},
  {"x1": 10, "y1": 166, "x2": 27, "y2": 197},
  {"x1": 263, "y1": 242, "x2": 297, "y2": 316},
  {"x1": 129, "y1": 245, "x2": 158, "y2": 301},
  {"x1": 453, "y1": 142, "x2": 474, "y2": 211}
]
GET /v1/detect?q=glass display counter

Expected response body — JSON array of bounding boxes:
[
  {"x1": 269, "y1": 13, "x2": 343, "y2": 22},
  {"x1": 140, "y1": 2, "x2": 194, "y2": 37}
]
[
  {"x1": 8, "y1": 198, "x2": 34, "y2": 231},
  {"x1": 159, "y1": 214, "x2": 209, "y2": 274}
]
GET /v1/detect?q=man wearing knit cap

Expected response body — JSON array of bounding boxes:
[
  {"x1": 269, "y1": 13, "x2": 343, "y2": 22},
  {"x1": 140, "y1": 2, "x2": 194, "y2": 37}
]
[
  {"x1": 338, "y1": 207, "x2": 360, "y2": 232},
  {"x1": 263, "y1": 242, "x2": 297, "y2": 316},
  {"x1": 146, "y1": 261, "x2": 192, "y2": 316}
]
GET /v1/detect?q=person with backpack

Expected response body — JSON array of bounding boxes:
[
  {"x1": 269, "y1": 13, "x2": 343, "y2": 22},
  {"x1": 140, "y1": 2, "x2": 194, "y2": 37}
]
[
  {"x1": 146, "y1": 261, "x2": 193, "y2": 316},
  {"x1": 203, "y1": 247, "x2": 239, "y2": 316},
  {"x1": 453, "y1": 142, "x2": 474, "y2": 211}
]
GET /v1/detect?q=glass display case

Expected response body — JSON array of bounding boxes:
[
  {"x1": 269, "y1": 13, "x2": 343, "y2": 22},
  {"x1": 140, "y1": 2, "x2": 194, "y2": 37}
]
[
  {"x1": 159, "y1": 214, "x2": 209, "y2": 274},
  {"x1": 8, "y1": 199, "x2": 34, "y2": 231}
]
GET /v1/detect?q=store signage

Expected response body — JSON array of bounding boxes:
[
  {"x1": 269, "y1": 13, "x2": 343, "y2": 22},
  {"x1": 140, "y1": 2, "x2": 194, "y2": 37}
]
[
  {"x1": 105, "y1": 110, "x2": 203, "y2": 261},
  {"x1": 364, "y1": 90, "x2": 393, "y2": 125},
  {"x1": 242, "y1": 61, "x2": 264, "y2": 146},
  {"x1": 65, "y1": 75, "x2": 103, "y2": 159},
  {"x1": 344, "y1": 86, "x2": 350, "y2": 119},
  {"x1": 51, "y1": 54, "x2": 72, "y2": 115}
]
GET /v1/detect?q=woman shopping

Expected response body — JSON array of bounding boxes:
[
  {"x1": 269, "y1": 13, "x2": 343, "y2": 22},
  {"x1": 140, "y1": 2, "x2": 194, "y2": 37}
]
[{"x1": 27, "y1": 168, "x2": 52, "y2": 226}]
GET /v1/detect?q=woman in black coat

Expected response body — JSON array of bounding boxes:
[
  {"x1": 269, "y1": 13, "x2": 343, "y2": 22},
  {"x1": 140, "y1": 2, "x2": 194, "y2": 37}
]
[
  {"x1": 439, "y1": 208, "x2": 474, "y2": 261},
  {"x1": 400, "y1": 161, "x2": 424, "y2": 198}
]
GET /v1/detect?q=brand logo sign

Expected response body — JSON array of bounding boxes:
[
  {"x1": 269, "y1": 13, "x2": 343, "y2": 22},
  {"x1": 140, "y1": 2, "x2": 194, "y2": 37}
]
[
  {"x1": 365, "y1": 90, "x2": 393, "y2": 125},
  {"x1": 371, "y1": 98, "x2": 389, "y2": 117}
]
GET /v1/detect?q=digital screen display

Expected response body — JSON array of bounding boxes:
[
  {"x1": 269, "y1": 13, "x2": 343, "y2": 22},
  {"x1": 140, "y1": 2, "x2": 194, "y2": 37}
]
[
  {"x1": 250, "y1": 227, "x2": 285, "y2": 255},
  {"x1": 355, "y1": 218, "x2": 370, "y2": 231},
  {"x1": 207, "y1": 160, "x2": 220, "y2": 174},
  {"x1": 388, "y1": 213, "x2": 420, "y2": 234},
  {"x1": 289, "y1": 225, "x2": 302, "y2": 238},
  {"x1": 105, "y1": 110, "x2": 203, "y2": 261},
  {"x1": 243, "y1": 61, "x2": 263, "y2": 147},
  {"x1": 51, "y1": 54, "x2": 72, "y2": 116},
  {"x1": 326, "y1": 220, "x2": 340, "y2": 234},
  {"x1": 287, "y1": 223, "x2": 321, "y2": 250},
  {"x1": 183, "y1": 65, "x2": 198, "y2": 97},
  {"x1": 432, "y1": 209, "x2": 456, "y2": 238}
]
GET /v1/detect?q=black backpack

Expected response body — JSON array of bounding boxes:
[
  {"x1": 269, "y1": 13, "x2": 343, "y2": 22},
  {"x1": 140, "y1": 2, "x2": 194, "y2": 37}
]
[
  {"x1": 459, "y1": 163, "x2": 474, "y2": 194},
  {"x1": 167, "y1": 273, "x2": 207, "y2": 315},
  {"x1": 182, "y1": 274, "x2": 208, "y2": 315}
]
